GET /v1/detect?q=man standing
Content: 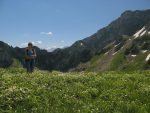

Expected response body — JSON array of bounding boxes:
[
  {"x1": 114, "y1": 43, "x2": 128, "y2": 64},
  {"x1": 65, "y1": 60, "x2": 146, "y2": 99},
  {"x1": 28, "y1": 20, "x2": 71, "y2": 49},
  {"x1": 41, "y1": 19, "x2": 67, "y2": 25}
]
[{"x1": 25, "y1": 42, "x2": 36, "y2": 73}]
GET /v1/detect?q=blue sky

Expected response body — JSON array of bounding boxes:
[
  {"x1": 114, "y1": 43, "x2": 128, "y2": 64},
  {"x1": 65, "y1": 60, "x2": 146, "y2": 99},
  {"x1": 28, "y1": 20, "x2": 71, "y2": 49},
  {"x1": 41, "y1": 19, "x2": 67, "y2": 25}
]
[{"x1": 0, "y1": 0, "x2": 150, "y2": 50}]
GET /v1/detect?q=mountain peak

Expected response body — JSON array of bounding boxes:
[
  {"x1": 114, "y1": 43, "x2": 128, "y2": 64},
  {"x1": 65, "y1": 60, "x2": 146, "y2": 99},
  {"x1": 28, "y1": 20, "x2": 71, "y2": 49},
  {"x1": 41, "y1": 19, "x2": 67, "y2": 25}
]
[
  {"x1": 121, "y1": 9, "x2": 150, "y2": 17},
  {"x1": 121, "y1": 10, "x2": 133, "y2": 17}
]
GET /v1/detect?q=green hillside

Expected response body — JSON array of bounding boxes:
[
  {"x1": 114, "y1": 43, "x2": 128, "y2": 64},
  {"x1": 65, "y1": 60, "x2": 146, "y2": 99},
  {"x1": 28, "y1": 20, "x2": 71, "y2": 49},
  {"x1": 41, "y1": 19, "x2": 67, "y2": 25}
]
[
  {"x1": 74, "y1": 35, "x2": 150, "y2": 72},
  {"x1": 0, "y1": 68, "x2": 150, "y2": 113}
]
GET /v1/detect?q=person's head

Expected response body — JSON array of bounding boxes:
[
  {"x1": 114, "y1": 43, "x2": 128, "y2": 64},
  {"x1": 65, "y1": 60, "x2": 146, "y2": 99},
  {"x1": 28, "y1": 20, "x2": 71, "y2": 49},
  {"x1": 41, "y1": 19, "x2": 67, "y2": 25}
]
[{"x1": 28, "y1": 42, "x2": 33, "y2": 48}]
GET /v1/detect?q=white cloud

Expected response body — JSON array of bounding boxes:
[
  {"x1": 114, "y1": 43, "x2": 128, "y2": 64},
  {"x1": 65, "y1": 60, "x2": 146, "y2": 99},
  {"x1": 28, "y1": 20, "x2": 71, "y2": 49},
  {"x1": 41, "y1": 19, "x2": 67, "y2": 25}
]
[
  {"x1": 21, "y1": 42, "x2": 28, "y2": 46},
  {"x1": 46, "y1": 45, "x2": 64, "y2": 50},
  {"x1": 21, "y1": 41, "x2": 42, "y2": 47},
  {"x1": 47, "y1": 32, "x2": 53, "y2": 35},
  {"x1": 36, "y1": 41, "x2": 42, "y2": 44},
  {"x1": 46, "y1": 47, "x2": 57, "y2": 52},
  {"x1": 46, "y1": 46, "x2": 58, "y2": 50},
  {"x1": 52, "y1": 45, "x2": 64, "y2": 49},
  {"x1": 52, "y1": 45, "x2": 57, "y2": 48},
  {"x1": 41, "y1": 31, "x2": 53, "y2": 36},
  {"x1": 60, "y1": 46, "x2": 64, "y2": 48},
  {"x1": 31, "y1": 42, "x2": 35, "y2": 44},
  {"x1": 46, "y1": 47, "x2": 52, "y2": 50}
]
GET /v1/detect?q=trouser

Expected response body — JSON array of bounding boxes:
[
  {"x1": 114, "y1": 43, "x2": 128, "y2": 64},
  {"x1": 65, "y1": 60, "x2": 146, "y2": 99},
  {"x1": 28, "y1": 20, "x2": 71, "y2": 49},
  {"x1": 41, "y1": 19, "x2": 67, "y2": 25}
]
[{"x1": 26, "y1": 59, "x2": 35, "y2": 73}]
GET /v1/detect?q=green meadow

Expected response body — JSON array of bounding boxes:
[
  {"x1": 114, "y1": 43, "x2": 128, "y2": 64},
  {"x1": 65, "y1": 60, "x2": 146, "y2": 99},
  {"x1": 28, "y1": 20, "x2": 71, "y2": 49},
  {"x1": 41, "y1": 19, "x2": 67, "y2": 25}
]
[{"x1": 0, "y1": 68, "x2": 150, "y2": 113}]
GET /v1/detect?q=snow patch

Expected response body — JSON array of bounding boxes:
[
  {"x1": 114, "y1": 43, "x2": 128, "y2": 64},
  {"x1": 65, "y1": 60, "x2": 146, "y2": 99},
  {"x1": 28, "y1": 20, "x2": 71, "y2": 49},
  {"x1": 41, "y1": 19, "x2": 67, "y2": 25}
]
[
  {"x1": 145, "y1": 54, "x2": 150, "y2": 61},
  {"x1": 148, "y1": 31, "x2": 150, "y2": 34},
  {"x1": 140, "y1": 30, "x2": 147, "y2": 37},
  {"x1": 131, "y1": 55, "x2": 137, "y2": 57},
  {"x1": 133, "y1": 26, "x2": 145, "y2": 38},
  {"x1": 80, "y1": 43, "x2": 83, "y2": 46},
  {"x1": 141, "y1": 50, "x2": 148, "y2": 53},
  {"x1": 114, "y1": 43, "x2": 120, "y2": 47},
  {"x1": 112, "y1": 52, "x2": 118, "y2": 56},
  {"x1": 105, "y1": 52, "x2": 108, "y2": 55}
]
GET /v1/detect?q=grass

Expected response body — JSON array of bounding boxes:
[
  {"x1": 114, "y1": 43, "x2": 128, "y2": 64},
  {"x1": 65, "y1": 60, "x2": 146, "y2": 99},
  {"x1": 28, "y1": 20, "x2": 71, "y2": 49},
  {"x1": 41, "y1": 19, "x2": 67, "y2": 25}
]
[
  {"x1": 0, "y1": 68, "x2": 150, "y2": 113},
  {"x1": 110, "y1": 50, "x2": 125, "y2": 70},
  {"x1": 86, "y1": 54, "x2": 104, "y2": 71},
  {"x1": 122, "y1": 52, "x2": 148, "y2": 71}
]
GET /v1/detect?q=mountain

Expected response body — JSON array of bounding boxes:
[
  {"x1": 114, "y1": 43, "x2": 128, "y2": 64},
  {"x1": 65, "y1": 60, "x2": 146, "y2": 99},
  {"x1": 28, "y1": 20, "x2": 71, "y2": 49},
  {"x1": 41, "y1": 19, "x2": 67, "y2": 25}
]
[
  {"x1": 82, "y1": 10, "x2": 150, "y2": 52},
  {"x1": 72, "y1": 23, "x2": 150, "y2": 72},
  {"x1": 0, "y1": 9, "x2": 150, "y2": 71},
  {"x1": 0, "y1": 41, "x2": 13, "y2": 67}
]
